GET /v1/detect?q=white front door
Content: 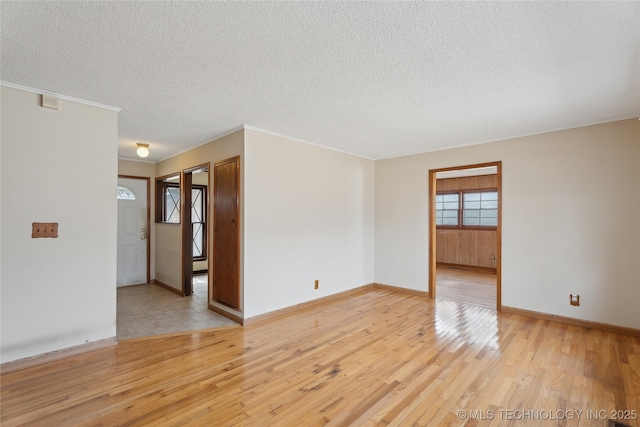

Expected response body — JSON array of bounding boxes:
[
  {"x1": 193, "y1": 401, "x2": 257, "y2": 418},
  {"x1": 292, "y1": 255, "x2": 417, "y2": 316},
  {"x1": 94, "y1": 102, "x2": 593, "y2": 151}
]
[{"x1": 117, "y1": 177, "x2": 148, "y2": 287}]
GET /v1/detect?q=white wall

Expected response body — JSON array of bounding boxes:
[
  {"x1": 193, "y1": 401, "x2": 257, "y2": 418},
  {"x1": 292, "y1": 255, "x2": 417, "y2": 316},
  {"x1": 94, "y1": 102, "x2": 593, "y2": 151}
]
[
  {"x1": 1, "y1": 86, "x2": 118, "y2": 363},
  {"x1": 243, "y1": 129, "x2": 375, "y2": 318},
  {"x1": 375, "y1": 119, "x2": 640, "y2": 329}
]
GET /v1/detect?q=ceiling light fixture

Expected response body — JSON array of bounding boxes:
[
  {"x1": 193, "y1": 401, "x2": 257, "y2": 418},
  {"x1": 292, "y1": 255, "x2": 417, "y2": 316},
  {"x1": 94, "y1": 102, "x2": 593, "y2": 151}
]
[{"x1": 136, "y1": 143, "x2": 149, "y2": 158}]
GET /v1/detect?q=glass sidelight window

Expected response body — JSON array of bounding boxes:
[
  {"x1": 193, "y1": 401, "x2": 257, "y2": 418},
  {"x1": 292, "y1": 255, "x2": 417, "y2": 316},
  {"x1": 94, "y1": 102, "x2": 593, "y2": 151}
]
[
  {"x1": 163, "y1": 184, "x2": 181, "y2": 223},
  {"x1": 155, "y1": 175, "x2": 181, "y2": 224},
  {"x1": 191, "y1": 185, "x2": 207, "y2": 260}
]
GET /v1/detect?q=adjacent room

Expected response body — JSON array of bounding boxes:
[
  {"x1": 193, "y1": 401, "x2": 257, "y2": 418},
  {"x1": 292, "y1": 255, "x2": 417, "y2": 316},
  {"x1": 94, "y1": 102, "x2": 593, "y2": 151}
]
[
  {"x1": 1, "y1": 2, "x2": 639, "y2": 426},
  {"x1": 433, "y1": 165, "x2": 500, "y2": 310}
]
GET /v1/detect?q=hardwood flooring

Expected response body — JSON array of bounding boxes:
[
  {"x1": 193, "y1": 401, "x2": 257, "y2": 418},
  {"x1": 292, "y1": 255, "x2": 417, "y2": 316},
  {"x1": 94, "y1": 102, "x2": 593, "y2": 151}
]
[
  {"x1": 437, "y1": 265, "x2": 497, "y2": 309},
  {"x1": 2, "y1": 289, "x2": 639, "y2": 426}
]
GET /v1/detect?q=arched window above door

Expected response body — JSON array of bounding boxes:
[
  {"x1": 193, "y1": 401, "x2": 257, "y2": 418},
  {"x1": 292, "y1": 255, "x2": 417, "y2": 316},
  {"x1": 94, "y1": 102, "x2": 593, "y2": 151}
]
[{"x1": 117, "y1": 185, "x2": 136, "y2": 200}]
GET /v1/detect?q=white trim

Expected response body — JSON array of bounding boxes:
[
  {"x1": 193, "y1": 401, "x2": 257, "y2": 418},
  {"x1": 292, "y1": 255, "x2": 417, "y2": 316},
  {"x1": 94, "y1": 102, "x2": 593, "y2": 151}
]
[
  {"x1": 436, "y1": 166, "x2": 497, "y2": 179},
  {"x1": 216, "y1": 125, "x2": 246, "y2": 141},
  {"x1": 155, "y1": 124, "x2": 375, "y2": 163},
  {"x1": 243, "y1": 125, "x2": 375, "y2": 160},
  {"x1": 0, "y1": 337, "x2": 117, "y2": 374},
  {"x1": 155, "y1": 125, "x2": 245, "y2": 163},
  {"x1": 1, "y1": 81, "x2": 121, "y2": 112},
  {"x1": 379, "y1": 116, "x2": 639, "y2": 161},
  {"x1": 117, "y1": 156, "x2": 156, "y2": 164}
]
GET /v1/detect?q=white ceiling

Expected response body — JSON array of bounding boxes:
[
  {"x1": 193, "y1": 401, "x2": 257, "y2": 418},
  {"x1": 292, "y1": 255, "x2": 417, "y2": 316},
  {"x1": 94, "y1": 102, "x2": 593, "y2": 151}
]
[{"x1": 2, "y1": 1, "x2": 638, "y2": 162}]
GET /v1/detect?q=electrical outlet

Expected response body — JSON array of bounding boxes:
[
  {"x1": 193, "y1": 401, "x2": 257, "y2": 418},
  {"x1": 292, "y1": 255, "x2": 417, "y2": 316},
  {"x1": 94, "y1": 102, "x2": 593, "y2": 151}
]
[
  {"x1": 314, "y1": 280, "x2": 319, "y2": 290},
  {"x1": 570, "y1": 294, "x2": 580, "y2": 306}
]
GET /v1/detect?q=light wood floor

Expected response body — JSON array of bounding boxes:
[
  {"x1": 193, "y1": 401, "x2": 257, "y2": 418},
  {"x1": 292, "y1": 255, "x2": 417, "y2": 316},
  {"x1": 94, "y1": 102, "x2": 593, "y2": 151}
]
[
  {"x1": 2, "y1": 289, "x2": 639, "y2": 426},
  {"x1": 436, "y1": 266, "x2": 497, "y2": 309}
]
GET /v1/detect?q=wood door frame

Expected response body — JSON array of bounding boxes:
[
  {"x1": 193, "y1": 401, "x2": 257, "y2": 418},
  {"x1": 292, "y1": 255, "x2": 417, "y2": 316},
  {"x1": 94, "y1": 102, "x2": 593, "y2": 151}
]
[
  {"x1": 212, "y1": 156, "x2": 241, "y2": 310},
  {"x1": 118, "y1": 175, "x2": 151, "y2": 285},
  {"x1": 428, "y1": 161, "x2": 502, "y2": 310},
  {"x1": 181, "y1": 163, "x2": 210, "y2": 298}
]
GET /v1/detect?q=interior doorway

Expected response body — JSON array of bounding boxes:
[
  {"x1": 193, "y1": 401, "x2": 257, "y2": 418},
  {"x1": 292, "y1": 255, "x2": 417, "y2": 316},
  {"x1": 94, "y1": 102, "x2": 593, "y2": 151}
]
[
  {"x1": 117, "y1": 167, "x2": 238, "y2": 340},
  {"x1": 182, "y1": 164, "x2": 210, "y2": 300},
  {"x1": 428, "y1": 162, "x2": 502, "y2": 310},
  {"x1": 117, "y1": 176, "x2": 150, "y2": 287}
]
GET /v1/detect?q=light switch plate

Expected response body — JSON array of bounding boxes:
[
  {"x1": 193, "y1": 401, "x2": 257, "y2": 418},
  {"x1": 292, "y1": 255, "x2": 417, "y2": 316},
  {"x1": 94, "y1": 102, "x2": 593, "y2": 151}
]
[{"x1": 32, "y1": 222, "x2": 58, "y2": 238}]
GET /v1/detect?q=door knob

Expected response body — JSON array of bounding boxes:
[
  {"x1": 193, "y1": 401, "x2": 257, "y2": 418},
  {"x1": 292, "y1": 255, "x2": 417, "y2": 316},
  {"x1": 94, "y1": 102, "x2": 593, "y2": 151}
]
[{"x1": 140, "y1": 234, "x2": 146, "y2": 240}]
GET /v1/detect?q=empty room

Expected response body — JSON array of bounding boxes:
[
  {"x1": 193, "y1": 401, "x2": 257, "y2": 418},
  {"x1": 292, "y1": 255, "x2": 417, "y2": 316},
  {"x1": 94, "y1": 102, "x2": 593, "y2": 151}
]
[{"x1": 1, "y1": 2, "x2": 639, "y2": 426}]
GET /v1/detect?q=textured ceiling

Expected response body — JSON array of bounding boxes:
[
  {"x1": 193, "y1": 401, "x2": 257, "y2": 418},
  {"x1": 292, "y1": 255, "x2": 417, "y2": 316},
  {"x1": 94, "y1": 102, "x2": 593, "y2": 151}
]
[{"x1": 2, "y1": 1, "x2": 638, "y2": 162}]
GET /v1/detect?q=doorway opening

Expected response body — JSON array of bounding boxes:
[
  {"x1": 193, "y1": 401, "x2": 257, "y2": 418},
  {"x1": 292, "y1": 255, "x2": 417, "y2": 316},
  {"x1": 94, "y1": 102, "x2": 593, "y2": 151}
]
[
  {"x1": 117, "y1": 175, "x2": 150, "y2": 287},
  {"x1": 117, "y1": 167, "x2": 238, "y2": 340},
  {"x1": 182, "y1": 164, "x2": 210, "y2": 301},
  {"x1": 428, "y1": 162, "x2": 502, "y2": 310}
]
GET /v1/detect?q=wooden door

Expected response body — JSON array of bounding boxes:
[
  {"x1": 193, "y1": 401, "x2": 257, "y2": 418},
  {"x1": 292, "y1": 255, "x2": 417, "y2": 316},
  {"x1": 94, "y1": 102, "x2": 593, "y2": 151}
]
[
  {"x1": 182, "y1": 171, "x2": 193, "y2": 296},
  {"x1": 213, "y1": 157, "x2": 240, "y2": 309}
]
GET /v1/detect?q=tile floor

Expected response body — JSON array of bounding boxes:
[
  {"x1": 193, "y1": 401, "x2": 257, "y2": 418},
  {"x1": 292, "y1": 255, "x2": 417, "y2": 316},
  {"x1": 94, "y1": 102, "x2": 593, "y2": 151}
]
[{"x1": 116, "y1": 274, "x2": 239, "y2": 340}]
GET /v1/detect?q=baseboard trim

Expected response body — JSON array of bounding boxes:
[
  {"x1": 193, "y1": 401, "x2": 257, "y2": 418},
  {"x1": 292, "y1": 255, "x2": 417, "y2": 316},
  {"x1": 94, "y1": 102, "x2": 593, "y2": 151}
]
[
  {"x1": 436, "y1": 262, "x2": 496, "y2": 274},
  {"x1": 209, "y1": 304, "x2": 244, "y2": 325},
  {"x1": 501, "y1": 306, "x2": 640, "y2": 338},
  {"x1": 0, "y1": 337, "x2": 117, "y2": 374},
  {"x1": 245, "y1": 284, "x2": 375, "y2": 325},
  {"x1": 118, "y1": 282, "x2": 148, "y2": 288},
  {"x1": 152, "y1": 279, "x2": 183, "y2": 296},
  {"x1": 373, "y1": 283, "x2": 430, "y2": 298}
]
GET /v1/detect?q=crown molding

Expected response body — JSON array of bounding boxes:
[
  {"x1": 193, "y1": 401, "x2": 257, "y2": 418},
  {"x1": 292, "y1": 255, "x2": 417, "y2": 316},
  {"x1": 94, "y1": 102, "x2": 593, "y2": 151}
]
[
  {"x1": 242, "y1": 125, "x2": 374, "y2": 160},
  {"x1": 154, "y1": 125, "x2": 246, "y2": 163},
  {"x1": 1, "y1": 81, "x2": 121, "y2": 112}
]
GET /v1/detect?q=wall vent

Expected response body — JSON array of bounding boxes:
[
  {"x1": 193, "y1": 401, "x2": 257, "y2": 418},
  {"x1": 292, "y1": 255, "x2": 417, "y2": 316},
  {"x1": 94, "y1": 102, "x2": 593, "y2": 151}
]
[{"x1": 41, "y1": 95, "x2": 59, "y2": 110}]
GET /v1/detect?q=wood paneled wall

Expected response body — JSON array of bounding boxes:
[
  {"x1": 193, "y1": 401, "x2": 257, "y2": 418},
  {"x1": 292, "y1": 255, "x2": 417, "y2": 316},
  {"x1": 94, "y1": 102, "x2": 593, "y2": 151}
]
[
  {"x1": 436, "y1": 175, "x2": 497, "y2": 269},
  {"x1": 436, "y1": 229, "x2": 497, "y2": 268},
  {"x1": 437, "y1": 174, "x2": 497, "y2": 191}
]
